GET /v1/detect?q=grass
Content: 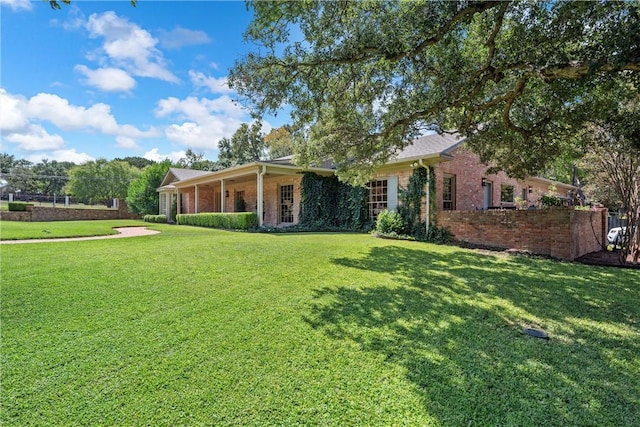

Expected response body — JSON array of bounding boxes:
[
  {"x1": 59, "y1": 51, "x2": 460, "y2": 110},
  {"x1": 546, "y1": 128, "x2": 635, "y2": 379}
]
[
  {"x1": 0, "y1": 219, "x2": 145, "y2": 240},
  {"x1": 1, "y1": 223, "x2": 639, "y2": 426}
]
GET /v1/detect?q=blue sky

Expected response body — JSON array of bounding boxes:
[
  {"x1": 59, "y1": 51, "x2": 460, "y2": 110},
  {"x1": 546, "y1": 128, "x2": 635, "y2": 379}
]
[{"x1": 1, "y1": 0, "x2": 286, "y2": 164}]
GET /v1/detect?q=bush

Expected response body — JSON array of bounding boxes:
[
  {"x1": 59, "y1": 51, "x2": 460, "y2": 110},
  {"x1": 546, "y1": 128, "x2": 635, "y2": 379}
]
[
  {"x1": 375, "y1": 209, "x2": 406, "y2": 234},
  {"x1": 143, "y1": 214, "x2": 167, "y2": 223},
  {"x1": 539, "y1": 184, "x2": 563, "y2": 208},
  {"x1": 8, "y1": 202, "x2": 31, "y2": 211},
  {"x1": 423, "y1": 224, "x2": 453, "y2": 244},
  {"x1": 176, "y1": 212, "x2": 258, "y2": 230}
]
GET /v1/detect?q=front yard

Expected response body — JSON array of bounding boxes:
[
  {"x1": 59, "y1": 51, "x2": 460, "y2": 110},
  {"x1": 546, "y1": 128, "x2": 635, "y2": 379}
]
[{"x1": 1, "y1": 222, "x2": 638, "y2": 425}]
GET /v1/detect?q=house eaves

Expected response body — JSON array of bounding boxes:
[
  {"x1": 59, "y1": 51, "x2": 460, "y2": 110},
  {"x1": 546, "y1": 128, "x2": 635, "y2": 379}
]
[
  {"x1": 170, "y1": 161, "x2": 335, "y2": 188},
  {"x1": 527, "y1": 176, "x2": 578, "y2": 191}
]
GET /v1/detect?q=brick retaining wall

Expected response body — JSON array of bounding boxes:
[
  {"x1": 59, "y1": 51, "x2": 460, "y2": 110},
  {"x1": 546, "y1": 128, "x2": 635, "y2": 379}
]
[
  {"x1": 437, "y1": 208, "x2": 607, "y2": 260},
  {"x1": 0, "y1": 200, "x2": 140, "y2": 222}
]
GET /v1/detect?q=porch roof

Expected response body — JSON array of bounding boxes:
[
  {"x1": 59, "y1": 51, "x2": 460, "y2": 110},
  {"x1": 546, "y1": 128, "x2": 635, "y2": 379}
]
[{"x1": 168, "y1": 161, "x2": 335, "y2": 189}]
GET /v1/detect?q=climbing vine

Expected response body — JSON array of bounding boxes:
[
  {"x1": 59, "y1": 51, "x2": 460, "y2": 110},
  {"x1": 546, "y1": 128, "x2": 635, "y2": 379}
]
[
  {"x1": 398, "y1": 167, "x2": 429, "y2": 236},
  {"x1": 300, "y1": 173, "x2": 370, "y2": 230},
  {"x1": 397, "y1": 167, "x2": 450, "y2": 243}
]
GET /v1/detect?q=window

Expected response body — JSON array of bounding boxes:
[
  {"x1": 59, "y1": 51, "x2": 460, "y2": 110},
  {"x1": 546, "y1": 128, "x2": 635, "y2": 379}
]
[
  {"x1": 160, "y1": 193, "x2": 167, "y2": 215},
  {"x1": 443, "y1": 174, "x2": 456, "y2": 210},
  {"x1": 279, "y1": 184, "x2": 294, "y2": 223},
  {"x1": 367, "y1": 179, "x2": 388, "y2": 219},
  {"x1": 501, "y1": 185, "x2": 514, "y2": 203},
  {"x1": 235, "y1": 190, "x2": 246, "y2": 212}
]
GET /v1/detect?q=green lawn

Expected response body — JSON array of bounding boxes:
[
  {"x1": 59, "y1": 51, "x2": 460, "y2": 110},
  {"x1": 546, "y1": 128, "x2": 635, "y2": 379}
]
[
  {"x1": 0, "y1": 219, "x2": 145, "y2": 240},
  {"x1": 1, "y1": 223, "x2": 638, "y2": 426}
]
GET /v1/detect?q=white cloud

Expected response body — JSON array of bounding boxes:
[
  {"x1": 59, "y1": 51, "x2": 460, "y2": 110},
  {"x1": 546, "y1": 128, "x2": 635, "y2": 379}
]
[
  {"x1": 3, "y1": 124, "x2": 64, "y2": 151},
  {"x1": 0, "y1": 88, "x2": 158, "y2": 153},
  {"x1": 75, "y1": 65, "x2": 137, "y2": 92},
  {"x1": 143, "y1": 148, "x2": 185, "y2": 163},
  {"x1": 26, "y1": 149, "x2": 95, "y2": 164},
  {"x1": 156, "y1": 95, "x2": 245, "y2": 120},
  {"x1": 118, "y1": 124, "x2": 158, "y2": 139},
  {"x1": 0, "y1": 89, "x2": 29, "y2": 131},
  {"x1": 155, "y1": 95, "x2": 250, "y2": 150},
  {"x1": 86, "y1": 11, "x2": 179, "y2": 83},
  {"x1": 56, "y1": 5, "x2": 85, "y2": 31},
  {"x1": 116, "y1": 136, "x2": 139, "y2": 149},
  {"x1": 28, "y1": 93, "x2": 120, "y2": 134},
  {"x1": 189, "y1": 70, "x2": 234, "y2": 95},
  {"x1": 0, "y1": 0, "x2": 32, "y2": 11},
  {"x1": 157, "y1": 26, "x2": 211, "y2": 49}
]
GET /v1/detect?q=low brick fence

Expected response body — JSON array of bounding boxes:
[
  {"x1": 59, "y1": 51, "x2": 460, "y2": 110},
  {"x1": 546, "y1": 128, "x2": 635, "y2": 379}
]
[
  {"x1": 0, "y1": 200, "x2": 140, "y2": 222},
  {"x1": 437, "y1": 208, "x2": 607, "y2": 260}
]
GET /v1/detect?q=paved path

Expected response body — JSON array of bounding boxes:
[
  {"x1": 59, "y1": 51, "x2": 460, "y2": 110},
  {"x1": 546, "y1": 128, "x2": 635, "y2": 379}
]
[{"x1": 0, "y1": 227, "x2": 160, "y2": 245}]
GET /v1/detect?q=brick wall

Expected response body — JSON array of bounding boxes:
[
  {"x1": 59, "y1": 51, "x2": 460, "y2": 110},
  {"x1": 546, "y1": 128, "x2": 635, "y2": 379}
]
[
  {"x1": 0, "y1": 199, "x2": 139, "y2": 222},
  {"x1": 179, "y1": 175, "x2": 304, "y2": 227},
  {"x1": 434, "y1": 147, "x2": 572, "y2": 211},
  {"x1": 437, "y1": 208, "x2": 607, "y2": 260},
  {"x1": 0, "y1": 211, "x2": 31, "y2": 221}
]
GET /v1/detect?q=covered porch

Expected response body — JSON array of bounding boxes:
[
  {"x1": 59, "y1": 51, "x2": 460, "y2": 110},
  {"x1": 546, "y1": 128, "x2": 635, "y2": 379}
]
[{"x1": 158, "y1": 161, "x2": 334, "y2": 227}]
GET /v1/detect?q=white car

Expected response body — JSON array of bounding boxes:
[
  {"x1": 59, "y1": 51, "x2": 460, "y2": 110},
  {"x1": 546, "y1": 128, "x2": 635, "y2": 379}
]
[{"x1": 607, "y1": 227, "x2": 627, "y2": 245}]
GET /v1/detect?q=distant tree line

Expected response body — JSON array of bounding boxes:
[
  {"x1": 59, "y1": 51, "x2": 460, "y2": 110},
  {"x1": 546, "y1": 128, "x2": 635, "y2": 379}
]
[{"x1": 0, "y1": 125, "x2": 293, "y2": 210}]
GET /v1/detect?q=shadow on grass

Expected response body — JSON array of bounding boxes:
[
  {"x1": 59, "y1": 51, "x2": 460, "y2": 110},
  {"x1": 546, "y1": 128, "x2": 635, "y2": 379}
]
[{"x1": 305, "y1": 245, "x2": 639, "y2": 426}]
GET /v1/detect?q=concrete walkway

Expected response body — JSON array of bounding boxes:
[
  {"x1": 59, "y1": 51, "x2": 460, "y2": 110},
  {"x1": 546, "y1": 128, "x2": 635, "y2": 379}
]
[{"x1": 0, "y1": 227, "x2": 160, "y2": 245}]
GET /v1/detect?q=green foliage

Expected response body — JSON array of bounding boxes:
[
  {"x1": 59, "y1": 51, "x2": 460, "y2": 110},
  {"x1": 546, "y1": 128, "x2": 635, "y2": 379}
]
[
  {"x1": 375, "y1": 209, "x2": 406, "y2": 235},
  {"x1": 143, "y1": 214, "x2": 167, "y2": 224},
  {"x1": 231, "y1": 1, "x2": 640, "y2": 182},
  {"x1": 115, "y1": 156, "x2": 155, "y2": 169},
  {"x1": 0, "y1": 154, "x2": 73, "y2": 197},
  {"x1": 3, "y1": 229, "x2": 639, "y2": 425},
  {"x1": 176, "y1": 149, "x2": 219, "y2": 171},
  {"x1": 8, "y1": 202, "x2": 29, "y2": 211},
  {"x1": 218, "y1": 121, "x2": 267, "y2": 168},
  {"x1": 127, "y1": 161, "x2": 172, "y2": 215},
  {"x1": 176, "y1": 212, "x2": 258, "y2": 230},
  {"x1": 397, "y1": 167, "x2": 430, "y2": 235},
  {"x1": 299, "y1": 173, "x2": 370, "y2": 230},
  {"x1": 0, "y1": 219, "x2": 142, "y2": 240},
  {"x1": 423, "y1": 224, "x2": 453, "y2": 245},
  {"x1": 577, "y1": 118, "x2": 640, "y2": 263},
  {"x1": 264, "y1": 126, "x2": 295, "y2": 159},
  {"x1": 49, "y1": 0, "x2": 136, "y2": 9},
  {"x1": 65, "y1": 159, "x2": 139, "y2": 206},
  {"x1": 539, "y1": 185, "x2": 563, "y2": 208}
]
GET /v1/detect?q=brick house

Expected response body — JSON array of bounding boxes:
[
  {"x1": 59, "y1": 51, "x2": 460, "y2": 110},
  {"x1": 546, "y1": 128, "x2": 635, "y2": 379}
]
[{"x1": 158, "y1": 133, "x2": 575, "y2": 227}]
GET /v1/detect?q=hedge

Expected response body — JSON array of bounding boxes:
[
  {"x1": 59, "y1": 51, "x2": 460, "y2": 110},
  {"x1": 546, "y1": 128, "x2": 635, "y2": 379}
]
[
  {"x1": 176, "y1": 212, "x2": 258, "y2": 230},
  {"x1": 8, "y1": 202, "x2": 32, "y2": 211},
  {"x1": 143, "y1": 214, "x2": 167, "y2": 223}
]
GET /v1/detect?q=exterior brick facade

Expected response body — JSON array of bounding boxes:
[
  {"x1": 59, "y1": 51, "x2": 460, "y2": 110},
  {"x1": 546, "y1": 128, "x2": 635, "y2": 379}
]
[
  {"x1": 157, "y1": 137, "x2": 593, "y2": 260},
  {"x1": 178, "y1": 174, "x2": 304, "y2": 227},
  {"x1": 438, "y1": 208, "x2": 607, "y2": 260},
  {"x1": 434, "y1": 147, "x2": 573, "y2": 212}
]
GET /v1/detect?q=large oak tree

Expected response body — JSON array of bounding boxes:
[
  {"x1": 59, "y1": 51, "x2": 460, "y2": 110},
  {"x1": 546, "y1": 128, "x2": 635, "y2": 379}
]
[{"x1": 230, "y1": 0, "x2": 640, "y2": 182}]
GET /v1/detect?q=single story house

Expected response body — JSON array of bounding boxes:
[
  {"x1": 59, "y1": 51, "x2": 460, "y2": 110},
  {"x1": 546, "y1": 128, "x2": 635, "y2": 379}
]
[{"x1": 157, "y1": 133, "x2": 576, "y2": 227}]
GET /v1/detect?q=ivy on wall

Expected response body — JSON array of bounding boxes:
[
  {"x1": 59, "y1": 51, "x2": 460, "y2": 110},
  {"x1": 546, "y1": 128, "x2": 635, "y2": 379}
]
[
  {"x1": 398, "y1": 167, "x2": 428, "y2": 235},
  {"x1": 396, "y1": 166, "x2": 450, "y2": 243},
  {"x1": 300, "y1": 173, "x2": 370, "y2": 230},
  {"x1": 398, "y1": 166, "x2": 439, "y2": 235}
]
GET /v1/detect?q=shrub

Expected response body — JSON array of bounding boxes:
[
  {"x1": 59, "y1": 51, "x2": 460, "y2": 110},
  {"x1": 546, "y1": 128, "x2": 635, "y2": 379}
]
[
  {"x1": 8, "y1": 202, "x2": 31, "y2": 211},
  {"x1": 143, "y1": 214, "x2": 167, "y2": 223},
  {"x1": 539, "y1": 184, "x2": 563, "y2": 208},
  {"x1": 424, "y1": 224, "x2": 453, "y2": 244},
  {"x1": 176, "y1": 212, "x2": 258, "y2": 230},
  {"x1": 375, "y1": 209, "x2": 406, "y2": 234}
]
